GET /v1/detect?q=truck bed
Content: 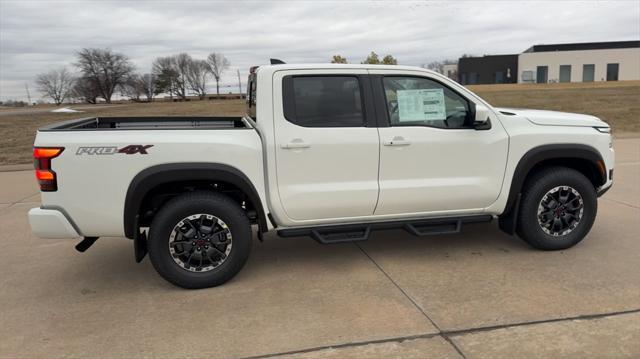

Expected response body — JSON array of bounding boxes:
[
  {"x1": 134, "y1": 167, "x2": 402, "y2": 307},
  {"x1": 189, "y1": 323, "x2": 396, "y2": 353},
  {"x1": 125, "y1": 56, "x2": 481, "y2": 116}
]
[{"x1": 39, "y1": 116, "x2": 251, "y2": 131}]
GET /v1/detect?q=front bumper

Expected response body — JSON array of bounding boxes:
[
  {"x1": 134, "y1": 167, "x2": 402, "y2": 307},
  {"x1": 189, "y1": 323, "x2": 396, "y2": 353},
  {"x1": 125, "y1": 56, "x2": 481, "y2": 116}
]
[{"x1": 28, "y1": 208, "x2": 80, "y2": 239}]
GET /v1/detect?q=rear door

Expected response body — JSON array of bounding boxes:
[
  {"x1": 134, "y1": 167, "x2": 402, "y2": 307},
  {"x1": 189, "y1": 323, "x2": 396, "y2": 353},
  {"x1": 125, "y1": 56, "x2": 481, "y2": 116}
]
[{"x1": 272, "y1": 69, "x2": 380, "y2": 221}]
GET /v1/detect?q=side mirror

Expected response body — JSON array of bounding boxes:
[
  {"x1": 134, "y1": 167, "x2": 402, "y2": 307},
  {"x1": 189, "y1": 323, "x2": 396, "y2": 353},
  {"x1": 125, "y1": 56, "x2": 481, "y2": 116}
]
[{"x1": 473, "y1": 104, "x2": 492, "y2": 130}]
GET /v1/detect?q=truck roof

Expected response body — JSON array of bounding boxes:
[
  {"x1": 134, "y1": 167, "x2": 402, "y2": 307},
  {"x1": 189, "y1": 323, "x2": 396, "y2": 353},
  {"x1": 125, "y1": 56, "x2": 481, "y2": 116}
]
[{"x1": 255, "y1": 63, "x2": 439, "y2": 75}]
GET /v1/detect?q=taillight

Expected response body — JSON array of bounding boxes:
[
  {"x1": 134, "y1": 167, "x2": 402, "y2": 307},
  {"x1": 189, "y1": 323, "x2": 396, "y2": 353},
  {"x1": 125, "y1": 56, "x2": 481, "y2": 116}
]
[{"x1": 33, "y1": 147, "x2": 64, "y2": 191}]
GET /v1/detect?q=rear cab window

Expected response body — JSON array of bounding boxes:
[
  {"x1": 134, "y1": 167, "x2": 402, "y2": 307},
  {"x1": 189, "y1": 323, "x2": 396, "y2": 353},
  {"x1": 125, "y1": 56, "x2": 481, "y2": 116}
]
[{"x1": 282, "y1": 76, "x2": 365, "y2": 127}]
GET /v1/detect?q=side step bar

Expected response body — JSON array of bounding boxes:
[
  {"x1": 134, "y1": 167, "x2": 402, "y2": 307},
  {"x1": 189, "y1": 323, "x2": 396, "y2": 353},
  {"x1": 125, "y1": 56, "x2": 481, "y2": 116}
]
[{"x1": 278, "y1": 215, "x2": 492, "y2": 244}]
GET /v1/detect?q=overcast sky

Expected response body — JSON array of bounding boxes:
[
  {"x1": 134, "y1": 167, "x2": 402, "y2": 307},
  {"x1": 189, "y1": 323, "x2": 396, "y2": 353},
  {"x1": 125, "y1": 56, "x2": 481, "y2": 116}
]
[{"x1": 1, "y1": 0, "x2": 639, "y2": 101}]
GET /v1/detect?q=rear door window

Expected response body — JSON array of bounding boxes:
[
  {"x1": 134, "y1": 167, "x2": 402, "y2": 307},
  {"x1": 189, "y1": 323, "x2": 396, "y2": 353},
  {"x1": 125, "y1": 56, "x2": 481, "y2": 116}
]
[{"x1": 283, "y1": 76, "x2": 365, "y2": 127}]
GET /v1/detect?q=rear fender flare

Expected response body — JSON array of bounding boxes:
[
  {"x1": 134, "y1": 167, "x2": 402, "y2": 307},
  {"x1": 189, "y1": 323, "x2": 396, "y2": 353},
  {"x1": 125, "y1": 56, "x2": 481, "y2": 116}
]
[{"x1": 123, "y1": 163, "x2": 267, "y2": 239}]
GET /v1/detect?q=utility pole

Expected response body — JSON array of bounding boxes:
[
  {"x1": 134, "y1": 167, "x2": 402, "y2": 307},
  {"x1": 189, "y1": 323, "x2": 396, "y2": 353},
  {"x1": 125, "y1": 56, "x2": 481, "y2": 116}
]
[
  {"x1": 25, "y1": 83, "x2": 32, "y2": 105},
  {"x1": 237, "y1": 69, "x2": 242, "y2": 95}
]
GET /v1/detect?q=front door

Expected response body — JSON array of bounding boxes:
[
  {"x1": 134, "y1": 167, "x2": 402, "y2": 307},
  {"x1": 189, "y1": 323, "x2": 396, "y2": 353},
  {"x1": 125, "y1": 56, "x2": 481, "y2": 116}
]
[
  {"x1": 272, "y1": 70, "x2": 380, "y2": 221},
  {"x1": 369, "y1": 70, "x2": 509, "y2": 216}
]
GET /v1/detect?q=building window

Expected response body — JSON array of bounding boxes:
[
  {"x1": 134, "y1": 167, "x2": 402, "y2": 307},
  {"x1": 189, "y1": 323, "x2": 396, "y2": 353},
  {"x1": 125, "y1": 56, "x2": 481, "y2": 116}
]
[
  {"x1": 607, "y1": 63, "x2": 619, "y2": 81},
  {"x1": 460, "y1": 73, "x2": 467, "y2": 85},
  {"x1": 536, "y1": 66, "x2": 548, "y2": 84},
  {"x1": 559, "y1": 65, "x2": 571, "y2": 83},
  {"x1": 521, "y1": 71, "x2": 534, "y2": 82},
  {"x1": 494, "y1": 71, "x2": 504, "y2": 84},
  {"x1": 582, "y1": 64, "x2": 595, "y2": 82}
]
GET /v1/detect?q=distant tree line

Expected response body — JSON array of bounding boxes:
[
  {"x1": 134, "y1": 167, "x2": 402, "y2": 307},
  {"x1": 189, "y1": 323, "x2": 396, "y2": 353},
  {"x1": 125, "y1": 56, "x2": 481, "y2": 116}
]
[
  {"x1": 35, "y1": 48, "x2": 230, "y2": 105},
  {"x1": 330, "y1": 51, "x2": 398, "y2": 65}
]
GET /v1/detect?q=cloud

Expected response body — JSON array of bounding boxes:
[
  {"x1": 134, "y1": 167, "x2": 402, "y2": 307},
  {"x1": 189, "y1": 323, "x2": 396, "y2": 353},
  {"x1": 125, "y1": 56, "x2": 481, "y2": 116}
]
[{"x1": 1, "y1": 0, "x2": 638, "y2": 101}]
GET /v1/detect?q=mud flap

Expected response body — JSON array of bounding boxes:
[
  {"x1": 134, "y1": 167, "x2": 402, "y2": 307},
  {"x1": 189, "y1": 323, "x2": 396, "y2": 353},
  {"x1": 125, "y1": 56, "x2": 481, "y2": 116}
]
[
  {"x1": 134, "y1": 228, "x2": 148, "y2": 263},
  {"x1": 498, "y1": 193, "x2": 521, "y2": 235}
]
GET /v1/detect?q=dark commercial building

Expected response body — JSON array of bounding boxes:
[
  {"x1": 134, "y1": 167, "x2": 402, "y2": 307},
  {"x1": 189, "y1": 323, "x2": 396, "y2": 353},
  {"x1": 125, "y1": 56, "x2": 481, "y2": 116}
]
[{"x1": 457, "y1": 54, "x2": 518, "y2": 85}]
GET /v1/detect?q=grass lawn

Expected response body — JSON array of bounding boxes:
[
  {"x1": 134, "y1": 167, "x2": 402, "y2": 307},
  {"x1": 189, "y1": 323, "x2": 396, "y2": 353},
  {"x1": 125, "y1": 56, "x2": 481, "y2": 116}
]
[
  {"x1": 469, "y1": 81, "x2": 640, "y2": 137},
  {"x1": 1, "y1": 81, "x2": 638, "y2": 165}
]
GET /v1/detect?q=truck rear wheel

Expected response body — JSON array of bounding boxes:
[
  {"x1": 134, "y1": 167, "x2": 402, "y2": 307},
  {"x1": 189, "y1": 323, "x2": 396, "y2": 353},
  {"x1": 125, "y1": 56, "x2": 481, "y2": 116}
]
[
  {"x1": 516, "y1": 167, "x2": 597, "y2": 250},
  {"x1": 148, "y1": 192, "x2": 252, "y2": 289}
]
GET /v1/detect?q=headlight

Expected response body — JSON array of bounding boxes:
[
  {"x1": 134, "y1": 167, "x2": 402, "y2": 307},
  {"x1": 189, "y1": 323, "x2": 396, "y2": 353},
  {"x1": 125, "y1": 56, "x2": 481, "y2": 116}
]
[{"x1": 594, "y1": 126, "x2": 611, "y2": 134}]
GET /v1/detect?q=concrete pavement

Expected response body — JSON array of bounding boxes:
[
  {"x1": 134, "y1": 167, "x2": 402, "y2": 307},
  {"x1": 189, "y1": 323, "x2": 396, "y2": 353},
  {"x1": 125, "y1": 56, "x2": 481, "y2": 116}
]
[{"x1": 1, "y1": 139, "x2": 638, "y2": 358}]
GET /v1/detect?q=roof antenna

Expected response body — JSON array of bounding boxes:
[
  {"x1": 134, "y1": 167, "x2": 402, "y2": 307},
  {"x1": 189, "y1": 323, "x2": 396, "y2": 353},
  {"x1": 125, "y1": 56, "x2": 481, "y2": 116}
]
[{"x1": 270, "y1": 58, "x2": 285, "y2": 65}]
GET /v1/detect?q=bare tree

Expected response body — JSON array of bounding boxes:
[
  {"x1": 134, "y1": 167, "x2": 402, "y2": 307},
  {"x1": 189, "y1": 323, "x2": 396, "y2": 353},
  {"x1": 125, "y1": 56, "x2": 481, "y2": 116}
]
[
  {"x1": 206, "y1": 53, "x2": 230, "y2": 95},
  {"x1": 72, "y1": 77, "x2": 100, "y2": 104},
  {"x1": 35, "y1": 68, "x2": 75, "y2": 105},
  {"x1": 424, "y1": 60, "x2": 444, "y2": 74},
  {"x1": 186, "y1": 59, "x2": 209, "y2": 99},
  {"x1": 141, "y1": 73, "x2": 157, "y2": 102},
  {"x1": 75, "y1": 48, "x2": 135, "y2": 103},
  {"x1": 119, "y1": 74, "x2": 144, "y2": 102},
  {"x1": 173, "y1": 53, "x2": 191, "y2": 99},
  {"x1": 424, "y1": 59, "x2": 457, "y2": 75},
  {"x1": 120, "y1": 73, "x2": 157, "y2": 102}
]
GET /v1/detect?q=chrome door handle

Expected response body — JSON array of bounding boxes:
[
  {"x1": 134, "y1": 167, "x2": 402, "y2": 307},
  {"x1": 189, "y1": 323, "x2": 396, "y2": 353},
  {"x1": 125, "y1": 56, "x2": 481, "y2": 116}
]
[
  {"x1": 383, "y1": 136, "x2": 411, "y2": 146},
  {"x1": 281, "y1": 140, "x2": 311, "y2": 149}
]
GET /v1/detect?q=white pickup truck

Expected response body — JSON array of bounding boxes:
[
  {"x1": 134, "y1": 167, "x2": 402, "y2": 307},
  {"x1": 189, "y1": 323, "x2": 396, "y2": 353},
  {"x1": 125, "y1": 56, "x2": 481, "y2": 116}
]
[{"x1": 29, "y1": 63, "x2": 614, "y2": 288}]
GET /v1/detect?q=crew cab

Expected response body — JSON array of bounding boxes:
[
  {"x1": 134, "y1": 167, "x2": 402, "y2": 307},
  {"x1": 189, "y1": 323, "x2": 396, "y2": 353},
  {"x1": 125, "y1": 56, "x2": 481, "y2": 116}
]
[{"x1": 28, "y1": 63, "x2": 614, "y2": 288}]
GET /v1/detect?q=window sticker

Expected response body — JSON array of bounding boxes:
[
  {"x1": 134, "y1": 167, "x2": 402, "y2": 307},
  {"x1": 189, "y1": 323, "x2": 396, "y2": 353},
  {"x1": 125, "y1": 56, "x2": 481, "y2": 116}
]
[{"x1": 397, "y1": 89, "x2": 446, "y2": 122}]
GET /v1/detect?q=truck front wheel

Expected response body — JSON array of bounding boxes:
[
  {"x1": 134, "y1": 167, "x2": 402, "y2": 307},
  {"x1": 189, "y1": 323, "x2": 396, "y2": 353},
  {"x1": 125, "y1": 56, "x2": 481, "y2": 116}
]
[
  {"x1": 148, "y1": 192, "x2": 252, "y2": 289},
  {"x1": 517, "y1": 167, "x2": 597, "y2": 250}
]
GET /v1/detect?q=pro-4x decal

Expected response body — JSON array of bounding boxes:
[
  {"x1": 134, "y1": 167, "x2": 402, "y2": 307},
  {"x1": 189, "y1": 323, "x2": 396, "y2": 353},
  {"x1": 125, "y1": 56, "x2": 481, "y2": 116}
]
[
  {"x1": 76, "y1": 145, "x2": 153, "y2": 155},
  {"x1": 117, "y1": 145, "x2": 153, "y2": 154}
]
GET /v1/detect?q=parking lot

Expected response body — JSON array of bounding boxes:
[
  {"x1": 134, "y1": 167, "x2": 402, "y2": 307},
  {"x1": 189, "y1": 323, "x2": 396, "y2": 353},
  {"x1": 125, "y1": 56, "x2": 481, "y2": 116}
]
[{"x1": 0, "y1": 138, "x2": 638, "y2": 358}]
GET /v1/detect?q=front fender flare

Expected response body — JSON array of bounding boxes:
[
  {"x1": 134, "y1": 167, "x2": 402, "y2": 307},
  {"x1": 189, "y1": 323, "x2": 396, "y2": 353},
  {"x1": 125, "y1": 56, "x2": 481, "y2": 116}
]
[{"x1": 499, "y1": 144, "x2": 605, "y2": 235}]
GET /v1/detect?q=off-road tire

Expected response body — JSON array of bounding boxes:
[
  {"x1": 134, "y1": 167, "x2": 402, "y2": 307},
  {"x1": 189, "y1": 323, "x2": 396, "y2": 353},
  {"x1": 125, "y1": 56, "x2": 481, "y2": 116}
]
[
  {"x1": 517, "y1": 166, "x2": 597, "y2": 250},
  {"x1": 148, "y1": 191, "x2": 252, "y2": 289}
]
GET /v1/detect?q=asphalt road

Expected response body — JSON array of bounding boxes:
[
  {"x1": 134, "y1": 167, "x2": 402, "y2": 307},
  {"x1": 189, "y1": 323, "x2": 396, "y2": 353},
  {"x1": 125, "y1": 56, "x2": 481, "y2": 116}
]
[{"x1": 1, "y1": 139, "x2": 638, "y2": 358}]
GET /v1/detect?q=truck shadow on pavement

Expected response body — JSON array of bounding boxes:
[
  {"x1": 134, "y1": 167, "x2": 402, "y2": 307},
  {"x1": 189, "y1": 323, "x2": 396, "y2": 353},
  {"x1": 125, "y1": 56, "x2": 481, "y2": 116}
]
[{"x1": 58, "y1": 221, "x2": 579, "y2": 294}]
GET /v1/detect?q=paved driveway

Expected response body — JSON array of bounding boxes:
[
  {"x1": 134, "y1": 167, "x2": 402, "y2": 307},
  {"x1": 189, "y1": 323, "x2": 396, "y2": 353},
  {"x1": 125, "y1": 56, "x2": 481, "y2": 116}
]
[{"x1": 1, "y1": 139, "x2": 638, "y2": 358}]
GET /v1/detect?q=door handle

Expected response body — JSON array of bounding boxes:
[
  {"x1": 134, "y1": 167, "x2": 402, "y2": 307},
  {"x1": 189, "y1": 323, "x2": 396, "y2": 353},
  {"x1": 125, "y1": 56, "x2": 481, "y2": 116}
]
[
  {"x1": 281, "y1": 139, "x2": 311, "y2": 149},
  {"x1": 383, "y1": 136, "x2": 411, "y2": 146}
]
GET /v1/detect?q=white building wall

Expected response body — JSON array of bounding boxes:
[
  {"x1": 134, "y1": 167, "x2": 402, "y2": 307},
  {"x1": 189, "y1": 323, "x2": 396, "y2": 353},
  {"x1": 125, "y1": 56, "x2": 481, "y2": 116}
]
[
  {"x1": 441, "y1": 63, "x2": 458, "y2": 80},
  {"x1": 518, "y1": 48, "x2": 640, "y2": 83}
]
